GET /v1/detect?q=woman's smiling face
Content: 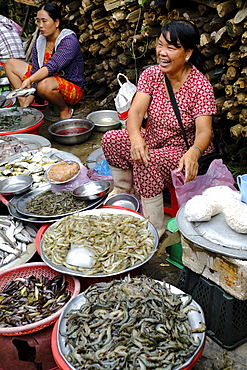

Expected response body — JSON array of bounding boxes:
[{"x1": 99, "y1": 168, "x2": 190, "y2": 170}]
[{"x1": 156, "y1": 32, "x2": 192, "y2": 75}]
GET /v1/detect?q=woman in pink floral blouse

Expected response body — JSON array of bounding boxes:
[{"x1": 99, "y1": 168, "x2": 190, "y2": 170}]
[{"x1": 102, "y1": 19, "x2": 217, "y2": 238}]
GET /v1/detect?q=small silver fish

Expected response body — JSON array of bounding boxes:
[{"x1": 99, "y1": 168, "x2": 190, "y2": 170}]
[
  {"x1": 0, "y1": 242, "x2": 19, "y2": 255},
  {"x1": 5, "y1": 87, "x2": 36, "y2": 100},
  {"x1": 15, "y1": 232, "x2": 31, "y2": 243},
  {"x1": 0, "y1": 229, "x2": 17, "y2": 248},
  {"x1": 2, "y1": 253, "x2": 16, "y2": 265},
  {"x1": 0, "y1": 217, "x2": 37, "y2": 267}
]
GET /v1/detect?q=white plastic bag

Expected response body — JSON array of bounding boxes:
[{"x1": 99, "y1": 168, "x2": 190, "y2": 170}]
[{"x1": 114, "y1": 73, "x2": 136, "y2": 126}]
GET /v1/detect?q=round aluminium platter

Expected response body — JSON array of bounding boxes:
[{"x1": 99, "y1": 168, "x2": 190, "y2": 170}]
[
  {"x1": 0, "y1": 134, "x2": 51, "y2": 161},
  {"x1": 0, "y1": 107, "x2": 44, "y2": 133},
  {"x1": 16, "y1": 187, "x2": 107, "y2": 219},
  {"x1": 176, "y1": 203, "x2": 247, "y2": 259},
  {"x1": 7, "y1": 188, "x2": 106, "y2": 224},
  {"x1": 55, "y1": 280, "x2": 205, "y2": 370},
  {"x1": 40, "y1": 208, "x2": 159, "y2": 278},
  {"x1": 8, "y1": 195, "x2": 59, "y2": 224},
  {"x1": 11, "y1": 134, "x2": 51, "y2": 150},
  {"x1": 0, "y1": 147, "x2": 81, "y2": 187},
  {"x1": 0, "y1": 90, "x2": 16, "y2": 108},
  {"x1": 86, "y1": 147, "x2": 105, "y2": 169}
]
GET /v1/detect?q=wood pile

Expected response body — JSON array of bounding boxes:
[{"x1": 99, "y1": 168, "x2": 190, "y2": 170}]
[
  {"x1": 53, "y1": 0, "x2": 247, "y2": 131},
  {"x1": 50, "y1": 0, "x2": 247, "y2": 165},
  {"x1": 54, "y1": 0, "x2": 160, "y2": 106}
]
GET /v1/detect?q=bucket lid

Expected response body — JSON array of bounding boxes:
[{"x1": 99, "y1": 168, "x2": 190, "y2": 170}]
[{"x1": 166, "y1": 217, "x2": 178, "y2": 233}]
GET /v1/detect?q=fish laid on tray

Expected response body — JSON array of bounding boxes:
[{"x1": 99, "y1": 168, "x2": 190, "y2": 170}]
[
  {"x1": 0, "y1": 136, "x2": 30, "y2": 160},
  {"x1": 0, "y1": 216, "x2": 36, "y2": 268},
  {"x1": 24, "y1": 190, "x2": 91, "y2": 216},
  {"x1": 61, "y1": 276, "x2": 205, "y2": 370},
  {"x1": 0, "y1": 148, "x2": 60, "y2": 185}
]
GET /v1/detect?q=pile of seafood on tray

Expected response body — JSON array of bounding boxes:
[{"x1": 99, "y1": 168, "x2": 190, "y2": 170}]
[
  {"x1": 0, "y1": 147, "x2": 63, "y2": 185},
  {"x1": 0, "y1": 215, "x2": 37, "y2": 270},
  {"x1": 41, "y1": 210, "x2": 157, "y2": 276},
  {"x1": 0, "y1": 136, "x2": 29, "y2": 159},
  {"x1": 0, "y1": 148, "x2": 112, "y2": 228},
  {"x1": 23, "y1": 190, "x2": 91, "y2": 217},
  {"x1": 57, "y1": 275, "x2": 205, "y2": 370},
  {"x1": 0, "y1": 134, "x2": 51, "y2": 160},
  {"x1": 0, "y1": 274, "x2": 71, "y2": 327},
  {"x1": 0, "y1": 106, "x2": 43, "y2": 133}
]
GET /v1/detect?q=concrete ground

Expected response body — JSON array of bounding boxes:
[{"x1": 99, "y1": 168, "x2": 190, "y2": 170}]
[{"x1": 38, "y1": 98, "x2": 247, "y2": 369}]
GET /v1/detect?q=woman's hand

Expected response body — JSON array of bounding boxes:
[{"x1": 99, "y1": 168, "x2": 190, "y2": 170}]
[
  {"x1": 21, "y1": 77, "x2": 32, "y2": 89},
  {"x1": 130, "y1": 135, "x2": 150, "y2": 166},
  {"x1": 176, "y1": 147, "x2": 200, "y2": 183},
  {"x1": 177, "y1": 115, "x2": 213, "y2": 183}
]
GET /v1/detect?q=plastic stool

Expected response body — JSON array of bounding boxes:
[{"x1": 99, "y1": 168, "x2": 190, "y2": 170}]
[
  {"x1": 163, "y1": 185, "x2": 179, "y2": 218},
  {"x1": 30, "y1": 99, "x2": 49, "y2": 112},
  {"x1": 0, "y1": 85, "x2": 11, "y2": 94}
]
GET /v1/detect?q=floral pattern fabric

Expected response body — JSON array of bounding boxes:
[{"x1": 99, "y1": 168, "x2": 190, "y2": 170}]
[{"x1": 102, "y1": 65, "x2": 217, "y2": 198}]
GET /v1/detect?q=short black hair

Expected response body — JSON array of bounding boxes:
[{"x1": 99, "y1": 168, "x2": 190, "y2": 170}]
[
  {"x1": 161, "y1": 19, "x2": 204, "y2": 72},
  {"x1": 39, "y1": 3, "x2": 62, "y2": 25}
]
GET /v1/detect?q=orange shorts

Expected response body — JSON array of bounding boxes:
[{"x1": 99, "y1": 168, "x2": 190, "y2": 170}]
[{"x1": 23, "y1": 64, "x2": 83, "y2": 105}]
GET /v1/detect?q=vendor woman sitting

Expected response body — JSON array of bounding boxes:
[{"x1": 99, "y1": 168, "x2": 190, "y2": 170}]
[
  {"x1": 4, "y1": 3, "x2": 85, "y2": 120},
  {"x1": 102, "y1": 19, "x2": 217, "y2": 238}
]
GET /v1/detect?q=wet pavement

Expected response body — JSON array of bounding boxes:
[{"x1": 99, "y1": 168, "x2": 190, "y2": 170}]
[{"x1": 38, "y1": 98, "x2": 247, "y2": 369}]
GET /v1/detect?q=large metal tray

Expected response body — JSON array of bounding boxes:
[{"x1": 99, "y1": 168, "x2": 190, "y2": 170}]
[
  {"x1": 0, "y1": 147, "x2": 81, "y2": 187},
  {"x1": 8, "y1": 185, "x2": 106, "y2": 224},
  {"x1": 7, "y1": 184, "x2": 59, "y2": 224},
  {"x1": 177, "y1": 204, "x2": 247, "y2": 259},
  {"x1": 0, "y1": 107, "x2": 44, "y2": 133},
  {"x1": 16, "y1": 187, "x2": 107, "y2": 219},
  {"x1": 40, "y1": 208, "x2": 159, "y2": 278},
  {"x1": 56, "y1": 281, "x2": 205, "y2": 370},
  {"x1": 6, "y1": 133, "x2": 51, "y2": 150}
]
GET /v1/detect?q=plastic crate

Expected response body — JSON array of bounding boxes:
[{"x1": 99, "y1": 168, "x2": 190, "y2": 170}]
[{"x1": 177, "y1": 267, "x2": 247, "y2": 350}]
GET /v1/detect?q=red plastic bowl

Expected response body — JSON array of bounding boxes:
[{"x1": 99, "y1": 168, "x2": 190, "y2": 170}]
[
  {"x1": 0, "y1": 262, "x2": 80, "y2": 336},
  {"x1": 51, "y1": 302, "x2": 206, "y2": 370},
  {"x1": 30, "y1": 100, "x2": 49, "y2": 112},
  {"x1": 0, "y1": 118, "x2": 44, "y2": 136}
]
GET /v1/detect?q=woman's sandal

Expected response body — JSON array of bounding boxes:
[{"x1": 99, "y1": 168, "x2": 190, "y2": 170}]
[{"x1": 59, "y1": 108, "x2": 74, "y2": 121}]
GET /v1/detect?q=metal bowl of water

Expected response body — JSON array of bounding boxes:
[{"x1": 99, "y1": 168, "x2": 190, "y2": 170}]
[
  {"x1": 48, "y1": 119, "x2": 95, "y2": 145},
  {"x1": 105, "y1": 193, "x2": 139, "y2": 211},
  {"x1": 86, "y1": 110, "x2": 120, "y2": 132},
  {"x1": 73, "y1": 180, "x2": 111, "y2": 200}
]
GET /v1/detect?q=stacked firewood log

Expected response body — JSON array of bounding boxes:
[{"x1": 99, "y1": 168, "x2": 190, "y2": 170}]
[
  {"x1": 52, "y1": 0, "x2": 247, "y2": 155},
  {"x1": 53, "y1": 1, "x2": 246, "y2": 127}
]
